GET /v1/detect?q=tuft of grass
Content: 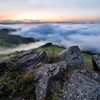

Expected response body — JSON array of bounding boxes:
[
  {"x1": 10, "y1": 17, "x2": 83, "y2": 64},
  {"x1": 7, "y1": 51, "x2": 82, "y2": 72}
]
[
  {"x1": 46, "y1": 54, "x2": 61, "y2": 63},
  {"x1": 82, "y1": 53, "x2": 93, "y2": 71}
]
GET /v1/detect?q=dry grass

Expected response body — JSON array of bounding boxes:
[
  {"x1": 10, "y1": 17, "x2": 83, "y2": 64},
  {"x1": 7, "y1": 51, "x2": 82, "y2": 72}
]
[
  {"x1": 33, "y1": 62, "x2": 43, "y2": 69},
  {"x1": 86, "y1": 66, "x2": 93, "y2": 71},
  {"x1": 24, "y1": 69, "x2": 34, "y2": 80}
]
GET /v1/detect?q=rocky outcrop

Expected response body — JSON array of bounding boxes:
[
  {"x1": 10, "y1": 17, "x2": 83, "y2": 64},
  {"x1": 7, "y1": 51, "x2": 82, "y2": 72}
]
[
  {"x1": 0, "y1": 59, "x2": 12, "y2": 70},
  {"x1": 59, "y1": 46, "x2": 87, "y2": 69},
  {"x1": 82, "y1": 70, "x2": 100, "y2": 83},
  {"x1": 92, "y1": 55, "x2": 100, "y2": 71},
  {"x1": 33, "y1": 61, "x2": 67, "y2": 100},
  {"x1": 0, "y1": 50, "x2": 34, "y2": 70},
  {"x1": 16, "y1": 51, "x2": 47, "y2": 70},
  {"x1": 16, "y1": 50, "x2": 33, "y2": 58},
  {"x1": 59, "y1": 70, "x2": 100, "y2": 100}
]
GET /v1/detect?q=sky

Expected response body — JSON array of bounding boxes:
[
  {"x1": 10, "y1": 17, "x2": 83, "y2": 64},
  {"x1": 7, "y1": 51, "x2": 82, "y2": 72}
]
[{"x1": 0, "y1": 0, "x2": 100, "y2": 22}]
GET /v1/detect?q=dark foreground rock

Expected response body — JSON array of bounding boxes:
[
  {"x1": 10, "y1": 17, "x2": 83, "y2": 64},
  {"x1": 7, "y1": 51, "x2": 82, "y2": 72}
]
[
  {"x1": 16, "y1": 50, "x2": 33, "y2": 58},
  {"x1": 33, "y1": 61, "x2": 67, "y2": 100},
  {"x1": 0, "y1": 82, "x2": 4, "y2": 90},
  {"x1": 59, "y1": 46, "x2": 87, "y2": 69},
  {"x1": 0, "y1": 59, "x2": 12, "y2": 70},
  {"x1": 12, "y1": 96, "x2": 21, "y2": 100},
  {"x1": 16, "y1": 51, "x2": 47, "y2": 70},
  {"x1": 0, "y1": 50, "x2": 33, "y2": 70},
  {"x1": 59, "y1": 70, "x2": 100, "y2": 100},
  {"x1": 92, "y1": 55, "x2": 100, "y2": 71}
]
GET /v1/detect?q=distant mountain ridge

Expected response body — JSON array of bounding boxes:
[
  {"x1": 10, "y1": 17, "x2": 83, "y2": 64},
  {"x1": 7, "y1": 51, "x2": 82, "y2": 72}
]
[
  {"x1": 0, "y1": 28, "x2": 38, "y2": 48},
  {"x1": 0, "y1": 28, "x2": 16, "y2": 34}
]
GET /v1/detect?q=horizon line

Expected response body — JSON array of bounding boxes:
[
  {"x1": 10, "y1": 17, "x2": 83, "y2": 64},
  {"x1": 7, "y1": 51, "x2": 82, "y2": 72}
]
[{"x1": 0, "y1": 21, "x2": 100, "y2": 24}]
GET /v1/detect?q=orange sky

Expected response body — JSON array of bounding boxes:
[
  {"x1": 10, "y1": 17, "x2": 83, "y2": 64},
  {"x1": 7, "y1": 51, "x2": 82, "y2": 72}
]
[{"x1": 0, "y1": 0, "x2": 100, "y2": 23}]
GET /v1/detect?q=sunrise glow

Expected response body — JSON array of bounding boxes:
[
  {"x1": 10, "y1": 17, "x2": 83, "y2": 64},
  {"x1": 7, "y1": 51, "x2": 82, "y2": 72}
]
[{"x1": 0, "y1": 0, "x2": 100, "y2": 23}]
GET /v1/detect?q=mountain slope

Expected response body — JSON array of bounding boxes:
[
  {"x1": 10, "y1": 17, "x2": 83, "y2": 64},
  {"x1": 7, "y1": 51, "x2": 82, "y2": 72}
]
[{"x1": 0, "y1": 29, "x2": 37, "y2": 48}]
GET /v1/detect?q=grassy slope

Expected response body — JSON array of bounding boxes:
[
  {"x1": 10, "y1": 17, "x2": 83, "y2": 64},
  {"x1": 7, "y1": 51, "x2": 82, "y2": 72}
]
[
  {"x1": 0, "y1": 43, "x2": 93, "y2": 68},
  {"x1": 34, "y1": 43, "x2": 65, "y2": 55}
]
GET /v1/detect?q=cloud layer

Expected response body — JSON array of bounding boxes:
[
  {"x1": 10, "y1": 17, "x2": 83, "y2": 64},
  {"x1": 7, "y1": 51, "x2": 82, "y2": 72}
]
[{"x1": 1, "y1": 23, "x2": 100, "y2": 53}]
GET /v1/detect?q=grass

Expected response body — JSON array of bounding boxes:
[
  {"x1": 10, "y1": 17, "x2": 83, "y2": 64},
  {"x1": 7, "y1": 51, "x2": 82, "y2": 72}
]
[
  {"x1": 34, "y1": 43, "x2": 65, "y2": 55},
  {"x1": 0, "y1": 54, "x2": 10, "y2": 61},
  {"x1": 0, "y1": 50, "x2": 25, "y2": 61},
  {"x1": 82, "y1": 53, "x2": 93, "y2": 70},
  {"x1": 0, "y1": 62, "x2": 36, "y2": 100}
]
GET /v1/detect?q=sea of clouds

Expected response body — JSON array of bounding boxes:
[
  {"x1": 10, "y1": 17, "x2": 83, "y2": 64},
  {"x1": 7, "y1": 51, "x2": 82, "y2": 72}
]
[{"x1": 0, "y1": 23, "x2": 100, "y2": 53}]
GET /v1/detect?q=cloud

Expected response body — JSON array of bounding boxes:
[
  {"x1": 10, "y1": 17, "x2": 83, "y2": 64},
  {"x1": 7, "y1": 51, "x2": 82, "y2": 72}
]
[
  {"x1": 60, "y1": 16, "x2": 63, "y2": 18},
  {"x1": 1, "y1": 23, "x2": 100, "y2": 53},
  {"x1": 0, "y1": 24, "x2": 21, "y2": 30}
]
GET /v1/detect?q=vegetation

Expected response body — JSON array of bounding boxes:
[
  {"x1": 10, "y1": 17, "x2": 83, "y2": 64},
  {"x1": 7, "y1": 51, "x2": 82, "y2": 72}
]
[
  {"x1": 82, "y1": 53, "x2": 93, "y2": 70},
  {"x1": 34, "y1": 43, "x2": 65, "y2": 55},
  {"x1": 0, "y1": 34, "x2": 36, "y2": 48},
  {"x1": 0, "y1": 62, "x2": 36, "y2": 100},
  {"x1": 0, "y1": 43, "x2": 94, "y2": 100},
  {"x1": 0, "y1": 51, "x2": 25, "y2": 61}
]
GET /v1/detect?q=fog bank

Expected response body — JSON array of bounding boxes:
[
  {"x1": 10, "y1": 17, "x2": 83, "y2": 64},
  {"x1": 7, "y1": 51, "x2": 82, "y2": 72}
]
[
  {"x1": 0, "y1": 41, "x2": 46, "y2": 54},
  {"x1": 0, "y1": 23, "x2": 100, "y2": 53}
]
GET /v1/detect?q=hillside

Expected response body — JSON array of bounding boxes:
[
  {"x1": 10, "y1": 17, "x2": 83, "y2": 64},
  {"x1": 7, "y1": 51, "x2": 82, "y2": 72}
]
[
  {"x1": 0, "y1": 43, "x2": 93, "y2": 68},
  {"x1": 0, "y1": 28, "x2": 37, "y2": 48},
  {"x1": 0, "y1": 43, "x2": 97, "y2": 100}
]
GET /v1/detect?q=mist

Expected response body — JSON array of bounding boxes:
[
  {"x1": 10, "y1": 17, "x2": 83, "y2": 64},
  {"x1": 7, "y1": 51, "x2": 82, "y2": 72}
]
[
  {"x1": 0, "y1": 23, "x2": 100, "y2": 53},
  {"x1": 0, "y1": 41, "x2": 46, "y2": 54}
]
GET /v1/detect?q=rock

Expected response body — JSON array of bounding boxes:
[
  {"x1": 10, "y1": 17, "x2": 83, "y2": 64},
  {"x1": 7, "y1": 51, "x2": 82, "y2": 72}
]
[
  {"x1": 59, "y1": 46, "x2": 87, "y2": 69},
  {"x1": 0, "y1": 59, "x2": 12, "y2": 70},
  {"x1": 33, "y1": 61, "x2": 67, "y2": 100},
  {"x1": 59, "y1": 70, "x2": 100, "y2": 100},
  {"x1": 16, "y1": 50, "x2": 34, "y2": 58},
  {"x1": 92, "y1": 55, "x2": 100, "y2": 71},
  {"x1": 0, "y1": 82, "x2": 4, "y2": 90},
  {"x1": 12, "y1": 96, "x2": 21, "y2": 100},
  {"x1": 82, "y1": 70, "x2": 100, "y2": 83},
  {"x1": 16, "y1": 51, "x2": 47, "y2": 70},
  {"x1": 0, "y1": 76, "x2": 4, "y2": 90}
]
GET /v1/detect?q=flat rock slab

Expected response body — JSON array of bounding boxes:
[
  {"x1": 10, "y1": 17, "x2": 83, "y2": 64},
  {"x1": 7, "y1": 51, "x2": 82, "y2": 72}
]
[
  {"x1": 16, "y1": 51, "x2": 47, "y2": 70},
  {"x1": 92, "y1": 55, "x2": 100, "y2": 71},
  {"x1": 59, "y1": 46, "x2": 87, "y2": 69},
  {"x1": 33, "y1": 61, "x2": 67, "y2": 100},
  {"x1": 59, "y1": 70, "x2": 100, "y2": 100},
  {"x1": 16, "y1": 50, "x2": 34, "y2": 58}
]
